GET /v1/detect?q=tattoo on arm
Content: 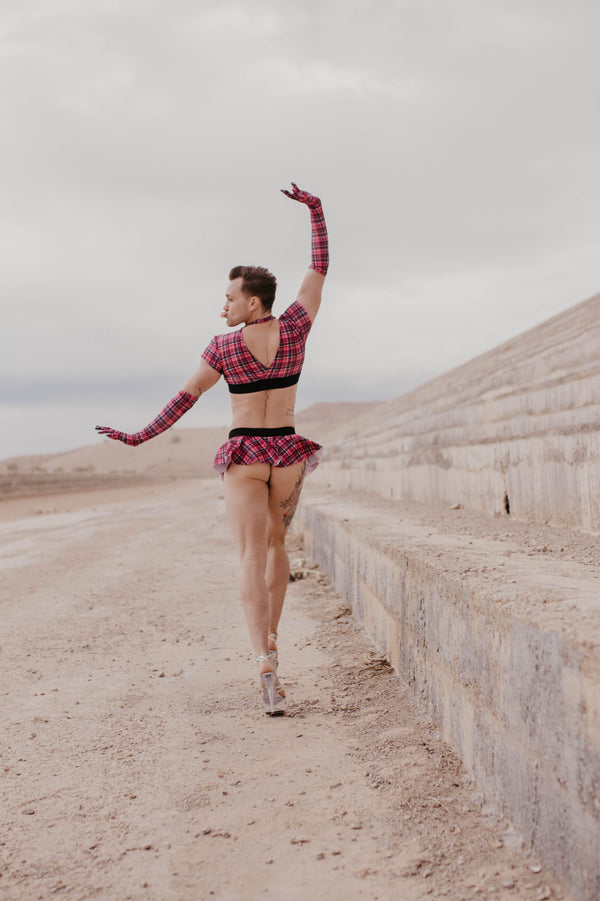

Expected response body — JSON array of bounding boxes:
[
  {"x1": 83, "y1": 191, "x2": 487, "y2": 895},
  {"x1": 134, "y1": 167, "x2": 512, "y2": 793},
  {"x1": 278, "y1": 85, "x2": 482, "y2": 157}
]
[{"x1": 279, "y1": 463, "x2": 306, "y2": 528}]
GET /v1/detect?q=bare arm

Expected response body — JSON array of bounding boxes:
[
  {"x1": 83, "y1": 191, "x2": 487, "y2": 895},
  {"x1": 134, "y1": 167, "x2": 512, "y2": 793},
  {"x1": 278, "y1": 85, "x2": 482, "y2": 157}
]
[
  {"x1": 95, "y1": 361, "x2": 221, "y2": 446},
  {"x1": 281, "y1": 183, "x2": 328, "y2": 323},
  {"x1": 182, "y1": 359, "x2": 222, "y2": 396}
]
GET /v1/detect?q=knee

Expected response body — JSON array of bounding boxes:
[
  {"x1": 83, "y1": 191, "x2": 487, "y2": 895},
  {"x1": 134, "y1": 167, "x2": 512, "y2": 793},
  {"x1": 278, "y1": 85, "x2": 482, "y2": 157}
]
[
  {"x1": 238, "y1": 543, "x2": 268, "y2": 570},
  {"x1": 267, "y1": 530, "x2": 286, "y2": 551}
]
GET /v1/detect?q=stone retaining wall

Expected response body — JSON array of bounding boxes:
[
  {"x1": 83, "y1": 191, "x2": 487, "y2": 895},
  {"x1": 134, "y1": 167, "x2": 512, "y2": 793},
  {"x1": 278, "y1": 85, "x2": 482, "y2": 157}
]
[
  {"x1": 311, "y1": 292, "x2": 600, "y2": 531},
  {"x1": 296, "y1": 489, "x2": 600, "y2": 900},
  {"x1": 296, "y1": 292, "x2": 600, "y2": 897}
]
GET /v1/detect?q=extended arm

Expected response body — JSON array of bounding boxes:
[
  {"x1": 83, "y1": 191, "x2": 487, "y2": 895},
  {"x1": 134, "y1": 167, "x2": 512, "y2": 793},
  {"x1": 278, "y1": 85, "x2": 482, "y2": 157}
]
[
  {"x1": 95, "y1": 360, "x2": 220, "y2": 447},
  {"x1": 281, "y1": 183, "x2": 328, "y2": 322}
]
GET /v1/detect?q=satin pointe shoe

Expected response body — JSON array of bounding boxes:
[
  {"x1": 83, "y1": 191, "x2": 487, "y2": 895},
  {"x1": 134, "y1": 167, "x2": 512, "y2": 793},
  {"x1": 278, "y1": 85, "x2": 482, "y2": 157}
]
[{"x1": 257, "y1": 652, "x2": 286, "y2": 716}]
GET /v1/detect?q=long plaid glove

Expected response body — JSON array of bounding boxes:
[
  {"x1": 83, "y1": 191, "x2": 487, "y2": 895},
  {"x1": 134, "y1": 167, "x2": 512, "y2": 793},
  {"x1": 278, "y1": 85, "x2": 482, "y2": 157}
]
[
  {"x1": 95, "y1": 390, "x2": 198, "y2": 447},
  {"x1": 281, "y1": 183, "x2": 329, "y2": 276}
]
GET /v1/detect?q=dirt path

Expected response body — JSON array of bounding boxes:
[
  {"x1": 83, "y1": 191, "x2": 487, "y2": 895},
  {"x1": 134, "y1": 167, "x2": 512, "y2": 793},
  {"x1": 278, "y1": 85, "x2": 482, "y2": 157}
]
[{"x1": 0, "y1": 480, "x2": 567, "y2": 900}]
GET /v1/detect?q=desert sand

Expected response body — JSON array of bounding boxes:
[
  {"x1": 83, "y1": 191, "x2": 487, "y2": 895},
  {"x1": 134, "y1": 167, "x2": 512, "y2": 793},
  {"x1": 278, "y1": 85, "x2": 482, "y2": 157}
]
[{"x1": 1, "y1": 477, "x2": 568, "y2": 898}]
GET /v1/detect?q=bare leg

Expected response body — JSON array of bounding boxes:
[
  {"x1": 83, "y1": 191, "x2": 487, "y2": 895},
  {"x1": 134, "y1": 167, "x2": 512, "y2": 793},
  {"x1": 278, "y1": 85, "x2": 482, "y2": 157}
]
[
  {"x1": 224, "y1": 462, "x2": 272, "y2": 672},
  {"x1": 224, "y1": 460, "x2": 307, "y2": 682},
  {"x1": 266, "y1": 462, "x2": 306, "y2": 653}
]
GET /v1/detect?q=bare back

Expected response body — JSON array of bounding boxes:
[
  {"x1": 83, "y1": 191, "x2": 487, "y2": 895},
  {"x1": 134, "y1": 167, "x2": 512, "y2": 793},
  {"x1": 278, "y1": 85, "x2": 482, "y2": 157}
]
[{"x1": 230, "y1": 319, "x2": 297, "y2": 430}]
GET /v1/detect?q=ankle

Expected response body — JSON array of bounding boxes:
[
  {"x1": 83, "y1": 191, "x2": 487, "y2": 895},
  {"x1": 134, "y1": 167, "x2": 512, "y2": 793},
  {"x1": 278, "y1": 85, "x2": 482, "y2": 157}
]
[{"x1": 256, "y1": 650, "x2": 276, "y2": 675}]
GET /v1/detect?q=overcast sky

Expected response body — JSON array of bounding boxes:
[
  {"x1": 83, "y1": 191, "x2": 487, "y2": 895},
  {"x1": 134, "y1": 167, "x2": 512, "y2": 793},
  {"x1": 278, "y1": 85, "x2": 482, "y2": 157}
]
[{"x1": 2, "y1": 0, "x2": 599, "y2": 459}]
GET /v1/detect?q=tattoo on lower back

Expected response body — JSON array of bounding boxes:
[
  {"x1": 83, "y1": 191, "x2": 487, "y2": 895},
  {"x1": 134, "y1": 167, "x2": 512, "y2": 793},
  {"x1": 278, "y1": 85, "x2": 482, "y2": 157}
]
[
  {"x1": 286, "y1": 406, "x2": 295, "y2": 417},
  {"x1": 280, "y1": 463, "x2": 306, "y2": 528}
]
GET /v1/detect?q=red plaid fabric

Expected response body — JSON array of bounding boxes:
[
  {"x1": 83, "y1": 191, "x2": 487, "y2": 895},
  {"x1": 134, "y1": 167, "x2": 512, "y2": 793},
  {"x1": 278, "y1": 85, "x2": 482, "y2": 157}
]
[
  {"x1": 281, "y1": 183, "x2": 329, "y2": 275},
  {"x1": 95, "y1": 390, "x2": 198, "y2": 446},
  {"x1": 201, "y1": 300, "x2": 312, "y2": 389},
  {"x1": 213, "y1": 433, "x2": 323, "y2": 477},
  {"x1": 308, "y1": 203, "x2": 328, "y2": 275}
]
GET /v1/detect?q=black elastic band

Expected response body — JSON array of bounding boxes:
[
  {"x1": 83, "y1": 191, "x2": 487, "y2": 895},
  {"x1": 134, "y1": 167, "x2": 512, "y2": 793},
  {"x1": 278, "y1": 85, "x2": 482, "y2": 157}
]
[
  {"x1": 227, "y1": 372, "x2": 300, "y2": 394},
  {"x1": 228, "y1": 427, "x2": 296, "y2": 439}
]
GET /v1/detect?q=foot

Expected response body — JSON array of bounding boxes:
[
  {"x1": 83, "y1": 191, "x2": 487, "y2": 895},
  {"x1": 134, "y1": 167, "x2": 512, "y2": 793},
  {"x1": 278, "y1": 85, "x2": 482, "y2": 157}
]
[
  {"x1": 256, "y1": 651, "x2": 286, "y2": 712},
  {"x1": 260, "y1": 671, "x2": 286, "y2": 716}
]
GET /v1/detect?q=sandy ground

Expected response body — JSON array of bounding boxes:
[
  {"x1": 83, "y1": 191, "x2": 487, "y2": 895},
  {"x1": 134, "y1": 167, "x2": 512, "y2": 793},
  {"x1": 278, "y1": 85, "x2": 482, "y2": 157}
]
[{"x1": 0, "y1": 478, "x2": 568, "y2": 901}]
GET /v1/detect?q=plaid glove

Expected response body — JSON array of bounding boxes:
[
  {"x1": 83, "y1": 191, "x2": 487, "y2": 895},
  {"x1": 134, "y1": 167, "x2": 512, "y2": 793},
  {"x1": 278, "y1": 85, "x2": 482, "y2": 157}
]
[
  {"x1": 281, "y1": 183, "x2": 329, "y2": 276},
  {"x1": 95, "y1": 390, "x2": 198, "y2": 446}
]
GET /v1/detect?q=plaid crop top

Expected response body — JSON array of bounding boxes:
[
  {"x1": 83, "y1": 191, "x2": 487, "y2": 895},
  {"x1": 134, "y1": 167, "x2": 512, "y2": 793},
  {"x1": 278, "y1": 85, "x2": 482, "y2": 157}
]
[{"x1": 201, "y1": 300, "x2": 312, "y2": 394}]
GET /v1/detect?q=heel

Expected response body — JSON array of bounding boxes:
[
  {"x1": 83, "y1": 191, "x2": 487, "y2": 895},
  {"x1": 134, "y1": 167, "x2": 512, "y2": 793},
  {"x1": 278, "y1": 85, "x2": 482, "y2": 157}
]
[{"x1": 261, "y1": 671, "x2": 286, "y2": 716}]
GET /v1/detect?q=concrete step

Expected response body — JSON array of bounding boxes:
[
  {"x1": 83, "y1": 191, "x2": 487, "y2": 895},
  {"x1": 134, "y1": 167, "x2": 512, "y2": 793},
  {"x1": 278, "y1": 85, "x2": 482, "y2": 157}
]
[
  {"x1": 308, "y1": 292, "x2": 600, "y2": 530},
  {"x1": 296, "y1": 485, "x2": 600, "y2": 901}
]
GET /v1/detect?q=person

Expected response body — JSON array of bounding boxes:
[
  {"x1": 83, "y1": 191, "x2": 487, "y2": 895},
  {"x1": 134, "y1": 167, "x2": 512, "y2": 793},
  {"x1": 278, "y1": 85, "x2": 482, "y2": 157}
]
[{"x1": 95, "y1": 183, "x2": 329, "y2": 716}]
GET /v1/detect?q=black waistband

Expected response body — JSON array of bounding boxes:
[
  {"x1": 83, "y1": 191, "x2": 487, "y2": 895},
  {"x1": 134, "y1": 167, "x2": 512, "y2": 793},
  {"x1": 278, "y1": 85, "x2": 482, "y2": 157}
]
[
  {"x1": 227, "y1": 373, "x2": 300, "y2": 394},
  {"x1": 228, "y1": 427, "x2": 296, "y2": 439}
]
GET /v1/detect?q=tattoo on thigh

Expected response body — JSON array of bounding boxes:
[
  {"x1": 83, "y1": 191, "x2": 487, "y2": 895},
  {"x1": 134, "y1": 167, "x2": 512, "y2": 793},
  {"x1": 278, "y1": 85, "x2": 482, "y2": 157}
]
[{"x1": 280, "y1": 463, "x2": 306, "y2": 528}]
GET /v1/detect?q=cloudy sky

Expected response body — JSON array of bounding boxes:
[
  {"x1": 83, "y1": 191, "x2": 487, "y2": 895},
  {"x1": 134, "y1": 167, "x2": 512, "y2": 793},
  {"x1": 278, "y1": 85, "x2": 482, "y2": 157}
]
[{"x1": 2, "y1": 0, "x2": 599, "y2": 459}]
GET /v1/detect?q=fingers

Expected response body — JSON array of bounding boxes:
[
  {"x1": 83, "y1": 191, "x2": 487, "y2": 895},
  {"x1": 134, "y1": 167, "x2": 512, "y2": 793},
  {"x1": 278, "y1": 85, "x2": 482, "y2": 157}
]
[
  {"x1": 281, "y1": 182, "x2": 321, "y2": 207},
  {"x1": 281, "y1": 182, "x2": 303, "y2": 200},
  {"x1": 95, "y1": 425, "x2": 119, "y2": 441},
  {"x1": 95, "y1": 426, "x2": 137, "y2": 445}
]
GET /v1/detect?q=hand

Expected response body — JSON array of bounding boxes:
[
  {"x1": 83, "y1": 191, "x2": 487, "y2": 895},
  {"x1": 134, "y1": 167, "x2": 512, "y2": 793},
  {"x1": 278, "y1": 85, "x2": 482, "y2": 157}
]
[
  {"x1": 95, "y1": 391, "x2": 197, "y2": 448},
  {"x1": 281, "y1": 182, "x2": 321, "y2": 209},
  {"x1": 95, "y1": 425, "x2": 141, "y2": 446}
]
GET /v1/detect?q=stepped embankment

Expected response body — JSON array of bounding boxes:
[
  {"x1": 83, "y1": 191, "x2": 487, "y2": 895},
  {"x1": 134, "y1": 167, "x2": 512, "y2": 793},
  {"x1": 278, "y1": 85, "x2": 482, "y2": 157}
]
[
  {"x1": 296, "y1": 293, "x2": 600, "y2": 900},
  {"x1": 311, "y1": 291, "x2": 600, "y2": 531}
]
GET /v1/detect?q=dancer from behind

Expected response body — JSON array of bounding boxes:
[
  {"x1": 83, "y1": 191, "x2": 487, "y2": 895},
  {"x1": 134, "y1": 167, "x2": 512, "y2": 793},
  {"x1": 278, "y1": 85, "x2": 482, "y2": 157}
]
[{"x1": 96, "y1": 183, "x2": 329, "y2": 715}]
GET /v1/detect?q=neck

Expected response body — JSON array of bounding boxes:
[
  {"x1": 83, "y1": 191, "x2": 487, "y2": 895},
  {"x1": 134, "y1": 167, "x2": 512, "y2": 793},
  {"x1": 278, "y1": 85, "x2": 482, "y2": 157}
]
[{"x1": 246, "y1": 313, "x2": 274, "y2": 326}]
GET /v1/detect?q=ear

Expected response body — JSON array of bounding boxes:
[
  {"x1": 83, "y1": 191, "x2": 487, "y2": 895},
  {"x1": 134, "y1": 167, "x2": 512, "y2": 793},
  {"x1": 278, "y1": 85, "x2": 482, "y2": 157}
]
[{"x1": 249, "y1": 296, "x2": 261, "y2": 312}]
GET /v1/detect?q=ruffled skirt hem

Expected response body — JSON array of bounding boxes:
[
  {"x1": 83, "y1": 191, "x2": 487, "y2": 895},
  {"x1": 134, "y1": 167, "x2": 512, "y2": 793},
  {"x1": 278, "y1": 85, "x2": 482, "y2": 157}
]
[{"x1": 213, "y1": 434, "x2": 323, "y2": 478}]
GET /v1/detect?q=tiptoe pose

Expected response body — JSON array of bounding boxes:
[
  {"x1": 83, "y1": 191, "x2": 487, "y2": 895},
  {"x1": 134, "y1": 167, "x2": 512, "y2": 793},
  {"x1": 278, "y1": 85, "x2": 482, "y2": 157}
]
[{"x1": 96, "y1": 184, "x2": 329, "y2": 715}]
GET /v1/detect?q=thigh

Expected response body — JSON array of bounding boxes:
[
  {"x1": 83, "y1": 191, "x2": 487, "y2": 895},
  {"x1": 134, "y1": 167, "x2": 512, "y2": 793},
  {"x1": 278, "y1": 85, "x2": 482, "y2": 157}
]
[
  {"x1": 267, "y1": 461, "x2": 307, "y2": 539},
  {"x1": 224, "y1": 462, "x2": 271, "y2": 555}
]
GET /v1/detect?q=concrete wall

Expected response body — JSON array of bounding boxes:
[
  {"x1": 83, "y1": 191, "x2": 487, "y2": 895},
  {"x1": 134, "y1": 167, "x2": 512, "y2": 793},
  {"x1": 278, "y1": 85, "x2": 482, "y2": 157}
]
[
  {"x1": 296, "y1": 293, "x2": 600, "y2": 899},
  {"x1": 296, "y1": 491, "x2": 600, "y2": 900},
  {"x1": 310, "y1": 292, "x2": 600, "y2": 531}
]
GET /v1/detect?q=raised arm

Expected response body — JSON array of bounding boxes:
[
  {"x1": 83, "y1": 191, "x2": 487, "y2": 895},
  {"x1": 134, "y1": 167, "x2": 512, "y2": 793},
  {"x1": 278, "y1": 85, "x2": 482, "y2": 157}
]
[
  {"x1": 95, "y1": 360, "x2": 220, "y2": 447},
  {"x1": 281, "y1": 183, "x2": 328, "y2": 323}
]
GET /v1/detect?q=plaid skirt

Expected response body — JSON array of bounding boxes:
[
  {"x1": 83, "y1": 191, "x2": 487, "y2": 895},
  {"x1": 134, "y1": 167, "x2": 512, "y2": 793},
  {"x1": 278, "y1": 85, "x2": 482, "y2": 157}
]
[{"x1": 213, "y1": 427, "x2": 323, "y2": 477}]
